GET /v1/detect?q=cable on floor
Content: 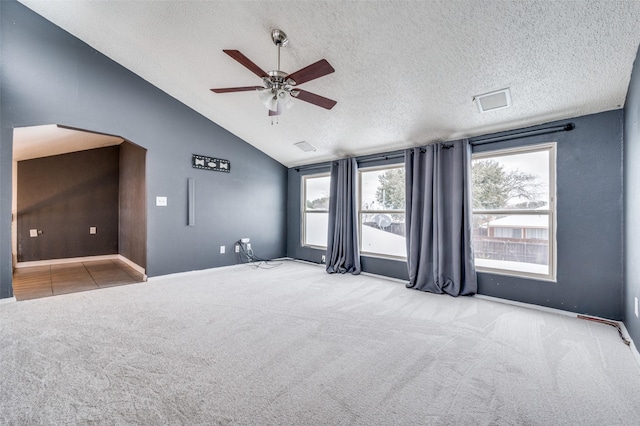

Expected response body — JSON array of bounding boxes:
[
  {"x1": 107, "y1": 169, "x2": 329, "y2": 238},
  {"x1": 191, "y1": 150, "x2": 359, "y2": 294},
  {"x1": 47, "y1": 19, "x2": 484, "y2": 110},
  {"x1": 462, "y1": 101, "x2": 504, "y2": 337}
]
[
  {"x1": 577, "y1": 315, "x2": 631, "y2": 346},
  {"x1": 236, "y1": 240, "x2": 282, "y2": 269}
]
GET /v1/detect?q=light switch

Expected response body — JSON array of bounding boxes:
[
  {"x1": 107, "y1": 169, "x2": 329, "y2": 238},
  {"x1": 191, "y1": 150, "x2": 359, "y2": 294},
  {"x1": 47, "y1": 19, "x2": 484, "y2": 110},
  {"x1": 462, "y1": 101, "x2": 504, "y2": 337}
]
[
  {"x1": 90, "y1": 227, "x2": 97, "y2": 234},
  {"x1": 29, "y1": 229, "x2": 38, "y2": 238},
  {"x1": 220, "y1": 245, "x2": 225, "y2": 254},
  {"x1": 156, "y1": 196, "x2": 168, "y2": 207}
]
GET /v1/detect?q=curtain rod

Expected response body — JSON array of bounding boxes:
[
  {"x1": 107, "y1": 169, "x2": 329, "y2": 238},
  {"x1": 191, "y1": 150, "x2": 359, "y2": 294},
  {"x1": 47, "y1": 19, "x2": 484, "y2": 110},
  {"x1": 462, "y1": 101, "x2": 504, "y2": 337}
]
[
  {"x1": 294, "y1": 152, "x2": 405, "y2": 172},
  {"x1": 469, "y1": 123, "x2": 574, "y2": 146},
  {"x1": 358, "y1": 152, "x2": 405, "y2": 164},
  {"x1": 294, "y1": 163, "x2": 331, "y2": 172},
  {"x1": 295, "y1": 122, "x2": 575, "y2": 171}
]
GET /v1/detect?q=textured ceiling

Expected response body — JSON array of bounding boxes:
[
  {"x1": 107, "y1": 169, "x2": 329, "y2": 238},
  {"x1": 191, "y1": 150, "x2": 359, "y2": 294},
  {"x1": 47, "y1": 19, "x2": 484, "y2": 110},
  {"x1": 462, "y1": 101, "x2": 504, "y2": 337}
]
[{"x1": 17, "y1": 1, "x2": 640, "y2": 167}]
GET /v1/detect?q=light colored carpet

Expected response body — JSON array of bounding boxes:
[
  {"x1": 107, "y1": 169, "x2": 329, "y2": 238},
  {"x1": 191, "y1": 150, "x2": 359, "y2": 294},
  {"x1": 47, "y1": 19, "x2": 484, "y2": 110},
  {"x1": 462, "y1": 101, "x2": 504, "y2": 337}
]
[{"x1": 1, "y1": 260, "x2": 639, "y2": 425}]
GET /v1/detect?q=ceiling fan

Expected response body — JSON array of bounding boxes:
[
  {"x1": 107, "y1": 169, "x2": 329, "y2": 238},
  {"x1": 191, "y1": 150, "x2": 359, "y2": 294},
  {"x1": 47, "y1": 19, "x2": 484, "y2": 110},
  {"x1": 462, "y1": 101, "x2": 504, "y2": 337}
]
[{"x1": 211, "y1": 29, "x2": 337, "y2": 117}]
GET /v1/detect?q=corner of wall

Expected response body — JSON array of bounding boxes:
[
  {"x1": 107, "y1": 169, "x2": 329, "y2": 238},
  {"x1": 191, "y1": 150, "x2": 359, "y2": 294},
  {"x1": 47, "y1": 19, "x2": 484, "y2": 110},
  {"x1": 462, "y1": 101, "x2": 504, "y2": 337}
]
[{"x1": 623, "y1": 42, "x2": 640, "y2": 347}]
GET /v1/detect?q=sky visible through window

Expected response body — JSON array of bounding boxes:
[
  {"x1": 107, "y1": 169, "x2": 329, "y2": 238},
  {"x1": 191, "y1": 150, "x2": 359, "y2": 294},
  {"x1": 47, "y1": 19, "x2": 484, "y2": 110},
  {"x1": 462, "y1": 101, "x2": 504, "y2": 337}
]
[
  {"x1": 305, "y1": 175, "x2": 330, "y2": 206},
  {"x1": 361, "y1": 170, "x2": 385, "y2": 209}
]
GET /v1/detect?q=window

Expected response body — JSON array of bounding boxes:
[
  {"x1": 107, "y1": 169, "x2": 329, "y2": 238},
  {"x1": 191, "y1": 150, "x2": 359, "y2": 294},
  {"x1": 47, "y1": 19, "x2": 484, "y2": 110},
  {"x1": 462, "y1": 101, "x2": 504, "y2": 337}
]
[
  {"x1": 471, "y1": 143, "x2": 556, "y2": 280},
  {"x1": 359, "y1": 165, "x2": 406, "y2": 259},
  {"x1": 302, "y1": 173, "x2": 330, "y2": 248}
]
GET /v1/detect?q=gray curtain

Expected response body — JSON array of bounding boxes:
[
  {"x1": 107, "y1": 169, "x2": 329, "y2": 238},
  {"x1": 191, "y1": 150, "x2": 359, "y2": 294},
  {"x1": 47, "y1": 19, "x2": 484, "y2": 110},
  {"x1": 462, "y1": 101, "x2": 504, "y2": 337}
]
[
  {"x1": 404, "y1": 140, "x2": 477, "y2": 296},
  {"x1": 326, "y1": 158, "x2": 361, "y2": 274}
]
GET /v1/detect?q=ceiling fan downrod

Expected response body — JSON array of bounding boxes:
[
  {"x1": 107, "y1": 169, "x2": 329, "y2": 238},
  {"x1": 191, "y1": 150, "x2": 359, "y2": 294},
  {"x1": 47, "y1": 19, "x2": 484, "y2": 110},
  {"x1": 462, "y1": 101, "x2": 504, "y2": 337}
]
[{"x1": 271, "y1": 29, "x2": 289, "y2": 69}]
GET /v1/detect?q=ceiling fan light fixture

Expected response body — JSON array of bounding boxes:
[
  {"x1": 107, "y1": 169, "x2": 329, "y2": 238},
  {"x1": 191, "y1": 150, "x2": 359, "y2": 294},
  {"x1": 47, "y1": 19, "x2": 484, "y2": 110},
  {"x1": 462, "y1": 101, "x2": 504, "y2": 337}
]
[
  {"x1": 267, "y1": 96, "x2": 278, "y2": 112},
  {"x1": 259, "y1": 91, "x2": 278, "y2": 111},
  {"x1": 282, "y1": 92, "x2": 294, "y2": 110},
  {"x1": 258, "y1": 89, "x2": 272, "y2": 102}
]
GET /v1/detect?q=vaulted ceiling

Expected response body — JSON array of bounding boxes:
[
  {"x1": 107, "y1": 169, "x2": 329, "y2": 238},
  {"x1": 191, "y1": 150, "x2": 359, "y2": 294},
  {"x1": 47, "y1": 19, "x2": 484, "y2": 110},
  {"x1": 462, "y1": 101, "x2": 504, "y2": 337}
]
[{"x1": 18, "y1": 1, "x2": 640, "y2": 167}]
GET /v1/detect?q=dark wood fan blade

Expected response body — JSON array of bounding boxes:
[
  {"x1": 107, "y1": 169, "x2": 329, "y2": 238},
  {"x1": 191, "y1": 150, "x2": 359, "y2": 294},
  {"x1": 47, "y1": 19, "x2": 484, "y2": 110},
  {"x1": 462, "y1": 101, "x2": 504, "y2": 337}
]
[
  {"x1": 223, "y1": 50, "x2": 269, "y2": 78},
  {"x1": 211, "y1": 86, "x2": 263, "y2": 93},
  {"x1": 288, "y1": 59, "x2": 335, "y2": 85},
  {"x1": 294, "y1": 89, "x2": 337, "y2": 110}
]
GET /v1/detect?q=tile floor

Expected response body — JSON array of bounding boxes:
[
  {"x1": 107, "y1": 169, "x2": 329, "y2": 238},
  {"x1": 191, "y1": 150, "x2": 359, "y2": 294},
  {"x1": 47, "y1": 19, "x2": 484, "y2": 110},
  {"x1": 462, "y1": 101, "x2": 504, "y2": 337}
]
[{"x1": 12, "y1": 259, "x2": 145, "y2": 301}]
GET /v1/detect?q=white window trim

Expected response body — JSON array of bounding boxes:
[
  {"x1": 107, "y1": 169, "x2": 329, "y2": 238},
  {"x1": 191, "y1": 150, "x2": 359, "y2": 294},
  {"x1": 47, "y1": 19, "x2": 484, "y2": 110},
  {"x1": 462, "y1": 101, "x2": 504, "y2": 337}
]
[
  {"x1": 472, "y1": 142, "x2": 557, "y2": 282},
  {"x1": 301, "y1": 172, "x2": 330, "y2": 249},
  {"x1": 358, "y1": 164, "x2": 407, "y2": 260}
]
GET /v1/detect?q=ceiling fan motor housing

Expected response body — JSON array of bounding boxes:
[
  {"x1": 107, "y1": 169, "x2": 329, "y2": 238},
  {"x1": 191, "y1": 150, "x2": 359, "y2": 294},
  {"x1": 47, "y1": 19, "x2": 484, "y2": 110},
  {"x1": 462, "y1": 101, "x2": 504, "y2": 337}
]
[{"x1": 263, "y1": 70, "x2": 297, "y2": 97}]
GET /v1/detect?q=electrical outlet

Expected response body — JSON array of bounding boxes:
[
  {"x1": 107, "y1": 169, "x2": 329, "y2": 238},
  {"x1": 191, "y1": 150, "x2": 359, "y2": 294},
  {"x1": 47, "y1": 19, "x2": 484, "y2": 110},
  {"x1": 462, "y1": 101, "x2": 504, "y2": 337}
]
[
  {"x1": 89, "y1": 226, "x2": 97, "y2": 234},
  {"x1": 235, "y1": 244, "x2": 240, "y2": 253},
  {"x1": 29, "y1": 229, "x2": 38, "y2": 238},
  {"x1": 635, "y1": 297, "x2": 638, "y2": 318},
  {"x1": 156, "y1": 196, "x2": 168, "y2": 207},
  {"x1": 220, "y1": 245, "x2": 225, "y2": 254},
  {"x1": 321, "y1": 255, "x2": 326, "y2": 263}
]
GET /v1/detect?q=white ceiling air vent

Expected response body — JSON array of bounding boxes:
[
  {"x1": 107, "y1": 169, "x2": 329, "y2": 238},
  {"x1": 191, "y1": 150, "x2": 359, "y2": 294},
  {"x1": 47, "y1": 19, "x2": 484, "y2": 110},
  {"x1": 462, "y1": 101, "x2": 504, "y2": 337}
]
[
  {"x1": 294, "y1": 141, "x2": 316, "y2": 152},
  {"x1": 474, "y1": 88, "x2": 512, "y2": 113}
]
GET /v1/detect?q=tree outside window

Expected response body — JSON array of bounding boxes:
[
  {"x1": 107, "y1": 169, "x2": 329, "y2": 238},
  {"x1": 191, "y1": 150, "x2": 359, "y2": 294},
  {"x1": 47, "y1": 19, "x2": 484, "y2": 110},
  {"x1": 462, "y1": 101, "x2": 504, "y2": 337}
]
[{"x1": 471, "y1": 144, "x2": 556, "y2": 280}]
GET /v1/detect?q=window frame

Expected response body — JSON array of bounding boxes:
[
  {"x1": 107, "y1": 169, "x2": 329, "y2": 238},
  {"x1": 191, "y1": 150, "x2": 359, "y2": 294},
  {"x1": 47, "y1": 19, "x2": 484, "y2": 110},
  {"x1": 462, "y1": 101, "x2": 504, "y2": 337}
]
[
  {"x1": 471, "y1": 142, "x2": 557, "y2": 281},
  {"x1": 358, "y1": 163, "x2": 407, "y2": 260},
  {"x1": 301, "y1": 172, "x2": 331, "y2": 249}
]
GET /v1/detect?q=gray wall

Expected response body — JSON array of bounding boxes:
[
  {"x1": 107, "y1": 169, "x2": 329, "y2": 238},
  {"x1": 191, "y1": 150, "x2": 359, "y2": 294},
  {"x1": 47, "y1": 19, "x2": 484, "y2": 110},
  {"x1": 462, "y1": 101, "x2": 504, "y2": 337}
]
[
  {"x1": 474, "y1": 111, "x2": 623, "y2": 320},
  {"x1": 287, "y1": 110, "x2": 624, "y2": 320},
  {"x1": 0, "y1": 1, "x2": 287, "y2": 297},
  {"x1": 624, "y1": 45, "x2": 640, "y2": 346}
]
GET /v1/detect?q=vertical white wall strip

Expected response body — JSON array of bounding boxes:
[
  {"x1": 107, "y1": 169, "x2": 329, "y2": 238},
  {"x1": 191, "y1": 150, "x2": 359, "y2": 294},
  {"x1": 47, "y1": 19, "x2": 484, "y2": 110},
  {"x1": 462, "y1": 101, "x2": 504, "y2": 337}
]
[{"x1": 188, "y1": 178, "x2": 195, "y2": 226}]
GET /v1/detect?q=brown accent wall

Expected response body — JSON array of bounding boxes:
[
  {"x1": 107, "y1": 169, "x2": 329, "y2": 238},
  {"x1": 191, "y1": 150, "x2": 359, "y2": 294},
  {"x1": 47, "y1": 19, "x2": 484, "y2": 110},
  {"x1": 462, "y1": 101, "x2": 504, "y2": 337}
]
[
  {"x1": 119, "y1": 141, "x2": 146, "y2": 269},
  {"x1": 17, "y1": 146, "x2": 120, "y2": 262}
]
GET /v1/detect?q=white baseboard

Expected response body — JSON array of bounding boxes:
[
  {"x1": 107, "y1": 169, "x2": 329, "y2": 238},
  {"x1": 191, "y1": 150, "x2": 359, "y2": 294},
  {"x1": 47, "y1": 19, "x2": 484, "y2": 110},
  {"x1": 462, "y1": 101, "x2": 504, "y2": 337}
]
[
  {"x1": 360, "y1": 271, "x2": 409, "y2": 285},
  {"x1": 473, "y1": 294, "x2": 580, "y2": 318},
  {"x1": 291, "y1": 258, "x2": 325, "y2": 268},
  {"x1": 116, "y1": 255, "x2": 146, "y2": 279},
  {"x1": 146, "y1": 261, "x2": 251, "y2": 282},
  {"x1": 0, "y1": 296, "x2": 17, "y2": 305},
  {"x1": 291, "y1": 258, "x2": 411, "y2": 285}
]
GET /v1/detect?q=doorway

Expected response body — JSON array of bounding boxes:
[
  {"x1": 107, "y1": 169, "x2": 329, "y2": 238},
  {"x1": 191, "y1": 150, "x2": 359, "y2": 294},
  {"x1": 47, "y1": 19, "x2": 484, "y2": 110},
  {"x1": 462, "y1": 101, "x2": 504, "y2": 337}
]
[{"x1": 12, "y1": 125, "x2": 147, "y2": 299}]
